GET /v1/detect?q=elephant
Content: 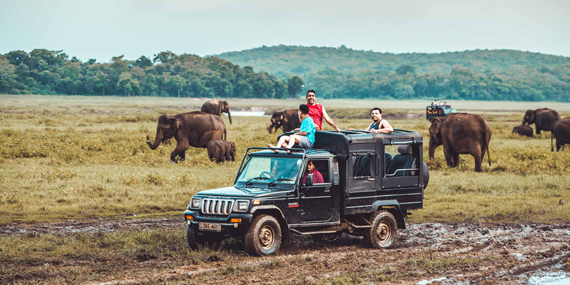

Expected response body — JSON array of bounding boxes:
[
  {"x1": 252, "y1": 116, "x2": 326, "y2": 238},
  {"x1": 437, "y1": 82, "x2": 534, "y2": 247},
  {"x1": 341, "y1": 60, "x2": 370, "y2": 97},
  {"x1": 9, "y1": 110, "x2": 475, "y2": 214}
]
[
  {"x1": 267, "y1": 109, "x2": 301, "y2": 134},
  {"x1": 146, "y1": 112, "x2": 226, "y2": 162},
  {"x1": 207, "y1": 140, "x2": 236, "y2": 163},
  {"x1": 512, "y1": 125, "x2": 533, "y2": 137},
  {"x1": 201, "y1": 100, "x2": 232, "y2": 124},
  {"x1": 429, "y1": 113, "x2": 492, "y2": 172},
  {"x1": 551, "y1": 117, "x2": 570, "y2": 152},
  {"x1": 522, "y1": 108, "x2": 560, "y2": 135}
]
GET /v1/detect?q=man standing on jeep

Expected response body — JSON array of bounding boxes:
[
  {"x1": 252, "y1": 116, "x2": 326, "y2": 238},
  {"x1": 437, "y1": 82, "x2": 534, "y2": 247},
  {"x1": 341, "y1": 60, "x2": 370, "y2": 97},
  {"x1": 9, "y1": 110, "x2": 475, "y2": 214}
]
[{"x1": 305, "y1": 90, "x2": 341, "y2": 133}]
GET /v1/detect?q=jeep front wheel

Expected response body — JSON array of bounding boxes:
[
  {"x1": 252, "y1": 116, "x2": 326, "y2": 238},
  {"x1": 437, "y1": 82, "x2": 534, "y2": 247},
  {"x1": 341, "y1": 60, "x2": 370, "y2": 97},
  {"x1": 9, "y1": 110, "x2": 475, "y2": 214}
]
[
  {"x1": 244, "y1": 214, "x2": 282, "y2": 256},
  {"x1": 364, "y1": 211, "x2": 398, "y2": 249},
  {"x1": 186, "y1": 225, "x2": 200, "y2": 250}
]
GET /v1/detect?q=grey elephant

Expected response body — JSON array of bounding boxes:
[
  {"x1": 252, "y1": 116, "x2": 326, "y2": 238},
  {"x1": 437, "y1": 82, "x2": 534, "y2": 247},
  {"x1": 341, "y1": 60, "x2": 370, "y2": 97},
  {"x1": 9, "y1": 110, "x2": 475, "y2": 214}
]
[
  {"x1": 146, "y1": 112, "x2": 226, "y2": 162},
  {"x1": 201, "y1": 100, "x2": 232, "y2": 124},
  {"x1": 552, "y1": 117, "x2": 570, "y2": 152},
  {"x1": 512, "y1": 125, "x2": 533, "y2": 137},
  {"x1": 207, "y1": 140, "x2": 236, "y2": 163},
  {"x1": 429, "y1": 113, "x2": 492, "y2": 172},
  {"x1": 522, "y1": 108, "x2": 560, "y2": 135}
]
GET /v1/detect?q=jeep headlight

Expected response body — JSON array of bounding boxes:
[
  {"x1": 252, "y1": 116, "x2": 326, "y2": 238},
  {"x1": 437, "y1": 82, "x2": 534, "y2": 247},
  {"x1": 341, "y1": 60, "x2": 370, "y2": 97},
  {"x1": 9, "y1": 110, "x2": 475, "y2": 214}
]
[
  {"x1": 234, "y1": 200, "x2": 250, "y2": 212},
  {"x1": 190, "y1": 197, "x2": 201, "y2": 209}
]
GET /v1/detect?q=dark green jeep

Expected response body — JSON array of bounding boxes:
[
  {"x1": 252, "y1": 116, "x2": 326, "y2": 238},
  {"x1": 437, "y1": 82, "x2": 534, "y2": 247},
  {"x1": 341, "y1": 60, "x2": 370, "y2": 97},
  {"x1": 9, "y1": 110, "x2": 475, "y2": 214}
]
[{"x1": 184, "y1": 130, "x2": 429, "y2": 256}]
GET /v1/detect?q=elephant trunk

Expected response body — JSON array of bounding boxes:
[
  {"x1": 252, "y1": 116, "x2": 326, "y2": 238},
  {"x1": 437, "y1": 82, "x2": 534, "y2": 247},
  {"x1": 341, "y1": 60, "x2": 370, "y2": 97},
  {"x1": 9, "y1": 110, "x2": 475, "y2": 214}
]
[
  {"x1": 227, "y1": 108, "x2": 232, "y2": 124},
  {"x1": 147, "y1": 130, "x2": 163, "y2": 150},
  {"x1": 268, "y1": 124, "x2": 273, "y2": 134},
  {"x1": 428, "y1": 138, "x2": 437, "y2": 160}
]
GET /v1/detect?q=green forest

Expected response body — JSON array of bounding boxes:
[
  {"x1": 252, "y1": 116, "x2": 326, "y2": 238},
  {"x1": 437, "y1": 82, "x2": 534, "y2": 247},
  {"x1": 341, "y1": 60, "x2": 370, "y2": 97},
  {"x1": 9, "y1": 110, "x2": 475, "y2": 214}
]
[
  {"x1": 0, "y1": 50, "x2": 304, "y2": 98},
  {"x1": 1, "y1": 46, "x2": 569, "y2": 101},
  {"x1": 219, "y1": 45, "x2": 570, "y2": 102}
]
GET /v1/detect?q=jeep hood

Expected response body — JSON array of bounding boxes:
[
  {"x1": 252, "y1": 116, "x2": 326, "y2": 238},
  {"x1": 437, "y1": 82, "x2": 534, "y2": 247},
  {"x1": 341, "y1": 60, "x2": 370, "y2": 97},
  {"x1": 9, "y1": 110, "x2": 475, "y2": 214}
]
[{"x1": 195, "y1": 186, "x2": 292, "y2": 198}]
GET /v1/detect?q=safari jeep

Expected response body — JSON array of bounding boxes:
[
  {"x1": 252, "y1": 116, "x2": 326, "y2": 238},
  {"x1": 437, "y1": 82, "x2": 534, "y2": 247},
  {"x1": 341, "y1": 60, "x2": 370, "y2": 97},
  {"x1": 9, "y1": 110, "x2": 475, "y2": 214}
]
[{"x1": 184, "y1": 130, "x2": 429, "y2": 256}]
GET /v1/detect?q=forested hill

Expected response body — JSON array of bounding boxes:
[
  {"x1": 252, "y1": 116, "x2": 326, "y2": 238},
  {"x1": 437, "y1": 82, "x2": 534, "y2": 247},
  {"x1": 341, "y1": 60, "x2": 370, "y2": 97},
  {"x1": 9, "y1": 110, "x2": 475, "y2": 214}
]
[
  {"x1": 0, "y1": 50, "x2": 304, "y2": 98},
  {"x1": 218, "y1": 45, "x2": 570, "y2": 101}
]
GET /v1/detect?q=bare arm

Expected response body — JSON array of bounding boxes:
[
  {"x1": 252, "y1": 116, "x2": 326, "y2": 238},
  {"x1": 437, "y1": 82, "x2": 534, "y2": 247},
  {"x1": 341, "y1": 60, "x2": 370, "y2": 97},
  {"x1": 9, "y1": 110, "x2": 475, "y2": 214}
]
[
  {"x1": 321, "y1": 106, "x2": 340, "y2": 133},
  {"x1": 372, "y1": 120, "x2": 393, "y2": 133}
]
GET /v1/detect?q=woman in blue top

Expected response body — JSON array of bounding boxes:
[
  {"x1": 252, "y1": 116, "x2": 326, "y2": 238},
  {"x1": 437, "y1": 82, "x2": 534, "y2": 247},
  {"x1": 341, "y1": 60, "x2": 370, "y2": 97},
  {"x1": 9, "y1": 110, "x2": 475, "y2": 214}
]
[{"x1": 269, "y1": 104, "x2": 315, "y2": 153}]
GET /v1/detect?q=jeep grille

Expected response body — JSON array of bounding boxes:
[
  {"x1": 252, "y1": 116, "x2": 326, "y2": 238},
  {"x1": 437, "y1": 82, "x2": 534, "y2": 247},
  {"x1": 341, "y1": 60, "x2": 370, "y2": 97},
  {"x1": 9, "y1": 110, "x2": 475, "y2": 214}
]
[{"x1": 201, "y1": 199, "x2": 234, "y2": 215}]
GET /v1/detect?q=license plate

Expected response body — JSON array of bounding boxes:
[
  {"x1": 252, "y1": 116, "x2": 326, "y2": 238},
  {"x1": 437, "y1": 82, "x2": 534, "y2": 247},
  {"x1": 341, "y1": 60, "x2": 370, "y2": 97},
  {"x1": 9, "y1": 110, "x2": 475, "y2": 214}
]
[{"x1": 198, "y1": 222, "x2": 221, "y2": 232}]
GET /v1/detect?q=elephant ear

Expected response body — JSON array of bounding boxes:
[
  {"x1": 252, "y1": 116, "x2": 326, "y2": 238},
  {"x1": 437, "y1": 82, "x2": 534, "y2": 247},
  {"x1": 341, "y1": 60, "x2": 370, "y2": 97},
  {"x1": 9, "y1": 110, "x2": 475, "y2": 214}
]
[
  {"x1": 169, "y1": 117, "x2": 180, "y2": 131},
  {"x1": 280, "y1": 114, "x2": 284, "y2": 121},
  {"x1": 430, "y1": 118, "x2": 442, "y2": 137}
]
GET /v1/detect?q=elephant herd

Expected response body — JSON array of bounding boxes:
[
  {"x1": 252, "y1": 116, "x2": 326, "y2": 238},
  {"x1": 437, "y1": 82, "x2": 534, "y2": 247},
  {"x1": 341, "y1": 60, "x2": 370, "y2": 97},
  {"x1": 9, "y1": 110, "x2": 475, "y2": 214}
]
[
  {"x1": 145, "y1": 100, "x2": 570, "y2": 168},
  {"x1": 145, "y1": 100, "x2": 235, "y2": 163},
  {"x1": 428, "y1": 107, "x2": 570, "y2": 172}
]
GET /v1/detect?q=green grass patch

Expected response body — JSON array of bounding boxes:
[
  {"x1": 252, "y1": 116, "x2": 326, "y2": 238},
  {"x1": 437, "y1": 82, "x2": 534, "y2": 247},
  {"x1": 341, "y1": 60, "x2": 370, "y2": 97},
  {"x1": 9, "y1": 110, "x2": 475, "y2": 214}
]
[{"x1": 1, "y1": 95, "x2": 569, "y2": 224}]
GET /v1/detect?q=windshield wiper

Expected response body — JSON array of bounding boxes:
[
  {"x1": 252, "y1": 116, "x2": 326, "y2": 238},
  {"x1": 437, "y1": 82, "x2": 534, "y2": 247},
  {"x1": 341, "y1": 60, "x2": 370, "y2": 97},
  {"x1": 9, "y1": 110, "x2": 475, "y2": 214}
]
[
  {"x1": 268, "y1": 178, "x2": 294, "y2": 187},
  {"x1": 245, "y1": 177, "x2": 272, "y2": 186}
]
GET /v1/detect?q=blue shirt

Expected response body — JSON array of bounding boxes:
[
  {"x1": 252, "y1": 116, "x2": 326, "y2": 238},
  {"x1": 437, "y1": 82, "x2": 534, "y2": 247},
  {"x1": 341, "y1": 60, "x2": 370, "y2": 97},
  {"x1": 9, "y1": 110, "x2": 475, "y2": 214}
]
[{"x1": 300, "y1": 116, "x2": 316, "y2": 145}]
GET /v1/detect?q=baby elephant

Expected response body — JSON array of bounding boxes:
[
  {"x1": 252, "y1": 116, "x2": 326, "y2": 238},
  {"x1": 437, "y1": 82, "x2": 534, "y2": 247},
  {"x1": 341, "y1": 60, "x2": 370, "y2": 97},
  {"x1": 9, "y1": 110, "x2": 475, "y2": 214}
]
[
  {"x1": 512, "y1": 125, "x2": 533, "y2": 137},
  {"x1": 207, "y1": 140, "x2": 236, "y2": 163}
]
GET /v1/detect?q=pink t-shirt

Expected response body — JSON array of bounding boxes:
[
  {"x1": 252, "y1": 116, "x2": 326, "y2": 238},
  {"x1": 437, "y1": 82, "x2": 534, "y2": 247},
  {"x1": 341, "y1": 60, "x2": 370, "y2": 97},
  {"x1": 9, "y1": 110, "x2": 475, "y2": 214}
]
[{"x1": 303, "y1": 170, "x2": 324, "y2": 184}]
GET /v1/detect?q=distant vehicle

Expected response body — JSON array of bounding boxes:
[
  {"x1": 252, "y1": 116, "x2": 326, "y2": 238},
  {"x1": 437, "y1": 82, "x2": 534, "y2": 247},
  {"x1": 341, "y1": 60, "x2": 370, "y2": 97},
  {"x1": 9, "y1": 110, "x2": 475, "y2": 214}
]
[
  {"x1": 184, "y1": 130, "x2": 429, "y2": 256},
  {"x1": 426, "y1": 103, "x2": 456, "y2": 121}
]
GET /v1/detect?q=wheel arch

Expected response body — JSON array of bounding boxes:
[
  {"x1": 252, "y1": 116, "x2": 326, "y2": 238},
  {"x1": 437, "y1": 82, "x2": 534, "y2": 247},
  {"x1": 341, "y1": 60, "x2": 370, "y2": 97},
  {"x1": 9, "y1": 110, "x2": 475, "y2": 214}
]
[
  {"x1": 370, "y1": 200, "x2": 406, "y2": 229},
  {"x1": 250, "y1": 206, "x2": 290, "y2": 241}
]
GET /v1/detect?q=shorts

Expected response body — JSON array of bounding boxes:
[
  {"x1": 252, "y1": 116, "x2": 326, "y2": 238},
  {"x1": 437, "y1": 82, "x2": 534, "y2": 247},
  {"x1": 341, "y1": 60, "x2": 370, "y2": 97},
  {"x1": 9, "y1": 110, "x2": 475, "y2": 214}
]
[{"x1": 294, "y1": 136, "x2": 313, "y2": 149}]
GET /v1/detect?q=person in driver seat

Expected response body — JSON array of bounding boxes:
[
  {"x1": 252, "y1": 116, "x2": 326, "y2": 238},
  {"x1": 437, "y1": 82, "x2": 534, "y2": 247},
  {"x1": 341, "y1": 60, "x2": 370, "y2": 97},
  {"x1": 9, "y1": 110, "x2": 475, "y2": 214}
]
[{"x1": 302, "y1": 161, "x2": 324, "y2": 184}]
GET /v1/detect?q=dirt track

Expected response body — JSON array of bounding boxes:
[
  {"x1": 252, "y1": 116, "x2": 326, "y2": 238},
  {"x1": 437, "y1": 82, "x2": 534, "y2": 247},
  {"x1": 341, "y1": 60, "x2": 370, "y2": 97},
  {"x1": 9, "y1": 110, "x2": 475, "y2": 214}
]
[{"x1": 3, "y1": 219, "x2": 570, "y2": 284}]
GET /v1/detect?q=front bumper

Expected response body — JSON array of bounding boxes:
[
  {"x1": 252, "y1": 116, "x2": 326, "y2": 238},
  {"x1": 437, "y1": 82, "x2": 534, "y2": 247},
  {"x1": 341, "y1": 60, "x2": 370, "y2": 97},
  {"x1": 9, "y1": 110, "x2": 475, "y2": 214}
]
[{"x1": 184, "y1": 210, "x2": 253, "y2": 237}]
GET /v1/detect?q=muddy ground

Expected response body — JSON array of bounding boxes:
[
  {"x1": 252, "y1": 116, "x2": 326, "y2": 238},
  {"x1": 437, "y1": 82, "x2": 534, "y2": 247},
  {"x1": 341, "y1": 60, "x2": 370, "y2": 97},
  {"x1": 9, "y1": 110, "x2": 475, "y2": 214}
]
[{"x1": 2, "y1": 219, "x2": 569, "y2": 284}]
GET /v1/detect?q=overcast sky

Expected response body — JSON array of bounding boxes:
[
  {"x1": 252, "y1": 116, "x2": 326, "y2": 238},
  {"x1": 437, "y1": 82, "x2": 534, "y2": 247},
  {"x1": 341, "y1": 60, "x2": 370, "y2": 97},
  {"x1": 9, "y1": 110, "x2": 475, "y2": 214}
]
[{"x1": 1, "y1": 0, "x2": 569, "y2": 62}]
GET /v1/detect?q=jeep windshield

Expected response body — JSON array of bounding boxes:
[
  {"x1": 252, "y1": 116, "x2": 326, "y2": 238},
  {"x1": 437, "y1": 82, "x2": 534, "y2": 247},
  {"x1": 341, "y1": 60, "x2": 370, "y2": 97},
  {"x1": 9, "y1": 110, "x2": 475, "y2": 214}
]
[{"x1": 237, "y1": 156, "x2": 303, "y2": 186}]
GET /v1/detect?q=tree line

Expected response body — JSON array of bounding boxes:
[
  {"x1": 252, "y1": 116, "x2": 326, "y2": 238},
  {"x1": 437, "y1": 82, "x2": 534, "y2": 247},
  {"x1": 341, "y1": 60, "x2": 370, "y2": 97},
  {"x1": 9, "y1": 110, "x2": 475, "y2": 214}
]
[
  {"x1": 0, "y1": 49, "x2": 304, "y2": 98},
  {"x1": 219, "y1": 45, "x2": 570, "y2": 102}
]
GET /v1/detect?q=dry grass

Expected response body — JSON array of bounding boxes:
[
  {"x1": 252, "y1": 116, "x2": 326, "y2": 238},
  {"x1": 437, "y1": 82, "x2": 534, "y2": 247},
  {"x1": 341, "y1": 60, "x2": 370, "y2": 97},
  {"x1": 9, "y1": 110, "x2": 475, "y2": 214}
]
[{"x1": 1, "y1": 95, "x2": 569, "y2": 225}]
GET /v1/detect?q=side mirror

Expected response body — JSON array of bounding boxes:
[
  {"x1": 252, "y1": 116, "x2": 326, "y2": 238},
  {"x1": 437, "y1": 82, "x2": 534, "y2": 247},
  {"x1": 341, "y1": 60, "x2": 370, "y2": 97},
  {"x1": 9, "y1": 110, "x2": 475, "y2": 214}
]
[{"x1": 305, "y1": 174, "x2": 314, "y2": 186}]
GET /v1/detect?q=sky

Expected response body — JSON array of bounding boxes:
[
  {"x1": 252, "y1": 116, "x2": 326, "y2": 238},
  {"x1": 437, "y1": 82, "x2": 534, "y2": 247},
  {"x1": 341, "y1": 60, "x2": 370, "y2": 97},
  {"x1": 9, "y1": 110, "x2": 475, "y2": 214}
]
[{"x1": 1, "y1": 0, "x2": 569, "y2": 62}]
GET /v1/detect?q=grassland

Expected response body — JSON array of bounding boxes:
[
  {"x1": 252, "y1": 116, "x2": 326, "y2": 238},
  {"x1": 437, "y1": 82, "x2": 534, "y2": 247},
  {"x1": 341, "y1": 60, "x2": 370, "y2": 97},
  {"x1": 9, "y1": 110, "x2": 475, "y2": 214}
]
[
  {"x1": 0, "y1": 95, "x2": 569, "y2": 225},
  {"x1": 1, "y1": 95, "x2": 570, "y2": 284}
]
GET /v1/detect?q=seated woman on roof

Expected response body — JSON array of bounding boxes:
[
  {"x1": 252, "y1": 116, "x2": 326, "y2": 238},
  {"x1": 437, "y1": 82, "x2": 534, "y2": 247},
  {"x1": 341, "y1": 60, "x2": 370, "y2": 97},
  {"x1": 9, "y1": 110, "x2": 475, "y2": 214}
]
[{"x1": 348, "y1": 107, "x2": 393, "y2": 133}]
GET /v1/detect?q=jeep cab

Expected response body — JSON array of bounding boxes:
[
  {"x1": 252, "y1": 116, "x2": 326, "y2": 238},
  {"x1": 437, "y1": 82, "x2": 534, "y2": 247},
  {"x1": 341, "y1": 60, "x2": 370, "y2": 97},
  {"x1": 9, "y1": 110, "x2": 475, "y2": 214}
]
[{"x1": 184, "y1": 130, "x2": 429, "y2": 256}]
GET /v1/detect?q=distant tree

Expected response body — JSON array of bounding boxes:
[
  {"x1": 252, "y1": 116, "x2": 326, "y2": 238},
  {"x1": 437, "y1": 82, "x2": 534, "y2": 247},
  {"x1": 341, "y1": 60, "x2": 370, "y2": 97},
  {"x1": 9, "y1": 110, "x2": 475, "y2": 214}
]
[
  {"x1": 5, "y1": 50, "x2": 29, "y2": 66},
  {"x1": 287, "y1": 75, "x2": 304, "y2": 97},
  {"x1": 153, "y1": 51, "x2": 178, "y2": 64},
  {"x1": 117, "y1": 72, "x2": 139, "y2": 97},
  {"x1": 70, "y1": 56, "x2": 81, "y2": 63},
  {"x1": 135, "y1": 56, "x2": 153, "y2": 69},
  {"x1": 94, "y1": 71, "x2": 110, "y2": 96},
  {"x1": 395, "y1": 65, "x2": 416, "y2": 76},
  {"x1": 86, "y1": 58, "x2": 97, "y2": 65},
  {"x1": 273, "y1": 80, "x2": 288, "y2": 99},
  {"x1": 0, "y1": 56, "x2": 17, "y2": 92},
  {"x1": 168, "y1": 75, "x2": 186, "y2": 98}
]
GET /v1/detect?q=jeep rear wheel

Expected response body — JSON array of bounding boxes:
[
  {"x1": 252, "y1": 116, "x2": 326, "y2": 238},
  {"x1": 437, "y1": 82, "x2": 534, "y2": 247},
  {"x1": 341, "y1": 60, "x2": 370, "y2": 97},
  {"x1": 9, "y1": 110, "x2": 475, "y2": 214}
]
[
  {"x1": 186, "y1": 225, "x2": 200, "y2": 250},
  {"x1": 244, "y1": 214, "x2": 282, "y2": 256},
  {"x1": 364, "y1": 211, "x2": 398, "y2": 249}
]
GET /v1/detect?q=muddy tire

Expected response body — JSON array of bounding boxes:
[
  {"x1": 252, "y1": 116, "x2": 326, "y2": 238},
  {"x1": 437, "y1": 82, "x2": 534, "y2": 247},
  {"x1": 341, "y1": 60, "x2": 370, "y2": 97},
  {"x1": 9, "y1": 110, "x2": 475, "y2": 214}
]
[
  {"x1": 364, "y1": 211, "x2": 398, "y2": 249},
  {"x1": 186, "y1": 225, "x2": 200, "y2": 250},
  {"x1": 244, "y1": 214, "x2": 282, "y2": 256}
]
